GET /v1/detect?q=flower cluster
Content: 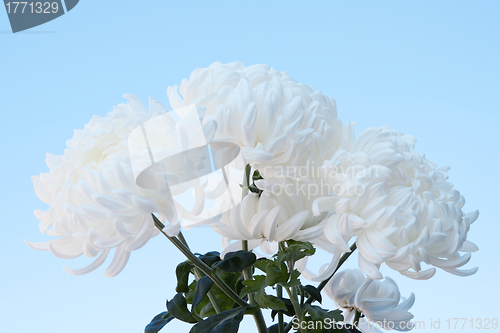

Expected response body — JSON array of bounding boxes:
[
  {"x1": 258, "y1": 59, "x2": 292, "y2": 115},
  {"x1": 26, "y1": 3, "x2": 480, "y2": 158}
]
[{"x1": 29, "y1": 62, "x2": 479, "y2": 330}]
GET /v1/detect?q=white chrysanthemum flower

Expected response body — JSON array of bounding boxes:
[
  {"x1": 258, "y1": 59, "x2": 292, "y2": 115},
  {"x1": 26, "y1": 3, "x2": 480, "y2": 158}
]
[
  {"x1": 28, "y1": 96, "x2": 181, "y2": 277},
  {"x1": 167, "y1": 61, "x2": 338, "y2": 174},
  {"x1": 315, "y1": 123, "x2": 479, "y2": 280},
  {"x1": 215, "y1": 174, "x2": 329, "y2": 256},
  {"x1": 324, "y1": 269, "x2": 415, "y2": 332},
  {"x1": 167, "y1": 62, "x2": 341, "y2": 251}
]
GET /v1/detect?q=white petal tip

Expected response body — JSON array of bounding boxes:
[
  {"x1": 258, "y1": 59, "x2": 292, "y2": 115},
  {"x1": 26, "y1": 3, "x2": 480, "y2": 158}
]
[{"x1": 25, "y1": 239, "x2": 48, "y2": 251}]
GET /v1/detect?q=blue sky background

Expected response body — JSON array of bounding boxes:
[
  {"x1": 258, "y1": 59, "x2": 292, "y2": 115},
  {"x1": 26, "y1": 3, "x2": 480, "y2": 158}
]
[{"x1": 1, "y1": 1, "x2": 499, "y2": 332}]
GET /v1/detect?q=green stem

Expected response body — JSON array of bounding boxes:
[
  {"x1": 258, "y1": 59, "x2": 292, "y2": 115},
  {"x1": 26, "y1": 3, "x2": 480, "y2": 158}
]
[
  {"x1": 242, "y1": 164, "x2": 251, "y2": 197},
  {"x1": 241, "y1": 240, "x2": 254, "y2": 306},
  {"x1": 152, "y1": 215, "x2": 248, "y2": 308},
  {"x1": 242, "y1": 241, "x2": 268, "y2": 333},
  {"x1": 286, "y1": 256, "x2": 307, "y2": 333},
  {"x1": 353, "y1": 309, "x2": 361, "y2": 327},
  {"x1": 284, "y1": 320, "x2": 294, "y2": 332},
  {"x1": 283, "y1": 242, "x2": 358, "y2": 333},
  {"x1": 177, "y1": 231, "x2": 222, "y2": 314},
  {"x1": 240, "y1": 165, "x2": 268, "y2": 333},
  {"x1": 285, "y1": 286, "x2": 306, "y2": 333},
  {"x1": 277, "y1": 285, "x2": 285, "y2": 333}
]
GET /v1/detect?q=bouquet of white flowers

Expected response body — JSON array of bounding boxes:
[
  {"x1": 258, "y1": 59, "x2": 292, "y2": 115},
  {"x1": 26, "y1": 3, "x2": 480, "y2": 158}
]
[{"x1": 28, "y1": 62, "x2": 479, "y2": 333}]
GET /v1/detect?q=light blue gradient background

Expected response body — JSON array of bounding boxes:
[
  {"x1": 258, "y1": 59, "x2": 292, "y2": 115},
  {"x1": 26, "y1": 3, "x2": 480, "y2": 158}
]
[{"x1": 1, "y1": 1, "x2": 498, "y2": 332}]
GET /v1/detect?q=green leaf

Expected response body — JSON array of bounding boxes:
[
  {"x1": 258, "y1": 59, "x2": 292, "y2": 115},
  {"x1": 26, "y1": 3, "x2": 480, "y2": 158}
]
[
  {"x1": 167, "y1": 293, "x2": 198, "y2": 324},
  {"x1": 275, "y1": 240, "x2": 316, "y2": 264},
  {"x1": 302, "y1": 285, "x2": 322, "y2": 304},
  {"x1": 302, "y1": 304, "x2": 343, "y2": 323},
  {"x1": 175, "y1": 261, "x2": 194, "y2": 293},
  {"x1": 144, "y1": 312, "x2": 174, "y2": 333},
  {"x1": 199, "y1": 296, "x2": 235, "y2": 317},
  {"x1": 265, "y1": 262, "x2": 284, "y2": 286},
  {"x1": 197, "y1": 271, "x2": 239, "y2": 316},
  {"x1": 254, "y1": 258, "x2": 272, "y2": 273},
  {"x1": 302, "y1": 304, "x2": 326, "y2": 320},
  {"x1": 211, "y1": 309, "x2": 244, "y2": 333},
  {"x1": 215, "y1": 270, "x2": 240, "y2": 293},
  {"x1": 254, "y1": 290, "x2": 287, "y2": 311},
  {"x1": 196, "y1": 251, "x2": 221, "y2": 267},
  {"x1": 326, "y1": 309, "x2": 344, "y2": 322},
  {"x1": 267, "y1": 322, "x2": 288, "y2": 333},
  {"x1": 191, "y1": 276, "x2": 214, "y2": 314},
  {"x1": 234, "y1": 276, "x2": 245, "y2": 296},
  {"x1": 278, "y1": 262, "x2": 289, "y2": 283},
  {"x1": 189, "y1": 308, "x2": 246, "y2": 333},
  {"x1": 240, "y1": 275, "x2": 286, "y2": 310},
  {"x1": 199, "y1": 302, "x2": 217, "y2": 318},
  {"x1": 270, "y1": 298, "x2": 295, "y2": 319},
  {"x1": 281, "y1": 269, "x2": 301, "y2": 287},
  {"x1": 185, "y1": 280, "x2": 198, "y2": 304},
  {"x1": 239, "y1": 275, "x2": 266, "y2": 297},
  {"x1": 252, "y1": 169, "x2": 263, "y2": 181},
  {"x1": 213, "y1": 250, "x2": 256, "y2": 273}
]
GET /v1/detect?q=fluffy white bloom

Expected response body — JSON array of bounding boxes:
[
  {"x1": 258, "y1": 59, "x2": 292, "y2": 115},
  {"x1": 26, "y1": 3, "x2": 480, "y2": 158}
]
[
  {"x1": 28, "y1": 96, "x2": 181, "y2": 277},
  {"x1": 214, "y1": 174, "x2": 330, "y2": 255},
  {"x1": 167, "y1": 61, "x2": 341, "y2": 249},
  {"x1": 324, "y1": 269, "x2": 415, "y2": 331},
  {"x1": 315, "y1": 123, "x2": 479, "y2": 280},
  {"x1": 167, "y1": 61, "x2": 338, "y2": 174}
]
